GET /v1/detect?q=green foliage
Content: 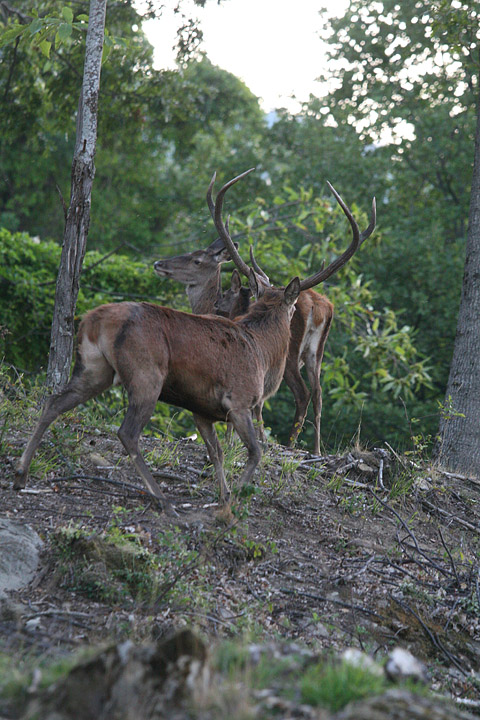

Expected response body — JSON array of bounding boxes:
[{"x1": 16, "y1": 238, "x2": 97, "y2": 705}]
[
  {"x1": 227, "y1": 184, "x2": 432, "y2": 447},
  {"x1": 0, "y1": 5, "x2": 89, "y2": 59},
  {"x1": 0, "y1": 228, "x2": 178, "y2": 371}
]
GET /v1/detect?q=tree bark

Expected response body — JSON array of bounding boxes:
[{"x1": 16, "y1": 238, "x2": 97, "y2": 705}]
[
  {"x1": 46, "y1": 0, "x2": 107, "y2": 390},
  {"x1": 436, "y1": 89, "x2": 480, "y2": 477}
]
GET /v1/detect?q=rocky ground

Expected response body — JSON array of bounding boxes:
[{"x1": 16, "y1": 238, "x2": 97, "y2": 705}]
[{"x1": 1, "y1": 410, "x2": 480, "y2": 718}]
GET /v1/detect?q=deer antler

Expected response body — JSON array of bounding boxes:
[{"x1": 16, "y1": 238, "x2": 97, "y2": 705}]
[
  {"x1": 249, "y1": 245, "x2": 270, "y2": 286},
  {"x1": 206, "y1": 172, "x2": 217, "y2": 219},
  {"x1": 209, "y1": 168, "x2": 261, "y2": 280},
  {"x1": 298, "y1": 183, "x2": 376, "y2": 291}
]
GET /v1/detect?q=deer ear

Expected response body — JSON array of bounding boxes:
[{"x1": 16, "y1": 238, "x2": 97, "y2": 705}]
[
  {"x1": 284, "y1": 277, "x2": 300, "y2": 306},
  {"x1": 215, "y1": 241, "x2": 239, "y2": 264},
  {"x1": 231, "y1": 269, "x2": 242, "y2": 292}
]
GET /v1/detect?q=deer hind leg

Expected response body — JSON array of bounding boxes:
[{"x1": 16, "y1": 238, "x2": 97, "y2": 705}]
[
  {"x1": 305, "y1": 360, "x2": 322, "y2": 456},
  {"x1": 15, "y1": 358, "x2": 114, "y2": 490},
  {"x1": 283, "y1": 363, "x2": 311, "y2": 449},
  {"x1": 193, "y1": 413, "x2": 229, "y2": 504},
  {"x1": 228, "y1": 409, "x2": 262, "y2": 488},
  {"x1": 305, "y1": 316, "x2": 332, "y2": 456},
  {"x1": 117, "y1": 378, "x2": 169, "y2": 507}
]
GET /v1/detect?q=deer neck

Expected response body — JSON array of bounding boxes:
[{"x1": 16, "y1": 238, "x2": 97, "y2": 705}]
[
  {"x1": 239, "y1": 302, "x2": 292, "y2": 394},
  {"x1": 186, "y1": 269, "x2": 221, "y2": 315}
]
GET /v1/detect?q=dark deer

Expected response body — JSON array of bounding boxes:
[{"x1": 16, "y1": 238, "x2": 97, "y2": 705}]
[
  {"x1": 212, "y1": 179, "x2": 376, "y2": 454},
  {"x1": 154, "y1": 181, "x2": 376, "y2": 455},
  {"x1": 15, "y1": 170, "x2": 300, "y2": 509}
]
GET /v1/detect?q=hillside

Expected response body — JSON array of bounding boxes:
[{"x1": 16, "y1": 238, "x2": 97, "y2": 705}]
[{"x1": 1, "y1": 398, "x2": 480, "y2": 717}]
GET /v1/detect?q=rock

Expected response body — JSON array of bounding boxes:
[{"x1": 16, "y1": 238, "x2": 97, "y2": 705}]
[
  {"x1": 0, "y1": 517, "x2": 43, "y2": 598},
  {"x1": 335, "y1": 688, "x2": 476, "y2": 719},
  {"x1": 87, "y1": 452, "x2": 112, "y2": 468},
  {"x1": 22, "y1": 629, "x2": 210, "y2": 720},
  {"x1": 357, "y1": 462, "x2": 376, "y2": 474},
  {"x1": 384, "y1": 647, "x2": 429, "y2": 684},
  {"x1": 341, "y1": 648, "x2": 383, "y2": 676}
]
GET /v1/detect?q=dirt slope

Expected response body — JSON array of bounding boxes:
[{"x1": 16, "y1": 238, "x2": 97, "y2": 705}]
[{"x1": 1, "y1": 422, "x2": 480, "y2": 712}]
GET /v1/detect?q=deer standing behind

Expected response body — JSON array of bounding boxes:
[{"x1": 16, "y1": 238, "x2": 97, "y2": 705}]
[{"x1": 154, "y1": 181, "x2": 376, "y2": 455}]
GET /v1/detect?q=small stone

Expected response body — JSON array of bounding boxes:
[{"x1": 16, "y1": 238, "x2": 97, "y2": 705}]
[
  {"x1": 385, "y1": 647, "x2": 429, "y2": 684},
  {"x1": 88, "y1": 452, "x2": 112, "y2": 467},
  {"x1": 357, "y1": 462, "x2": 375, "y2": 474}
]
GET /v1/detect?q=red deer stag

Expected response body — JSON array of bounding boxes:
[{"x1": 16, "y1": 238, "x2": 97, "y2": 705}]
[
  {"x1": 155, "y1": 181, "x2": 376, "y2": 455},
  {"x1": 15, "y1": 170, "x2": 301, "y2": 509}
]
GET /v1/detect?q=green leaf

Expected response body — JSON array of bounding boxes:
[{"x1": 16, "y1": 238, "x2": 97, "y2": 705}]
[
  {"x1": 0, "y1": 24, "x2": 26, "y2": 47},
  {"x1": 62, "y1": 6, "x2": 74, "y2": 23},
  {"x1": 298, "y1": 243, "x2": 311, "y2": 257},
  {"x1": 39, "y1": 39, "x2": 51, "y2": 58},
  {"x1": 28, "y1": 18, "x2": 43, "y2": 36},
  {"x1": 57, "y1": 22, "x2": 73, "y2": 43},
  {"x1": 101, "y1": 43, "x2": 111, "y2": 64}
]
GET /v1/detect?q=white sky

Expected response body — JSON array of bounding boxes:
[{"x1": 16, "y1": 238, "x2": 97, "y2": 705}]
[{"x1": 143, "y1": 0, "x2": 349, "y2": 113}]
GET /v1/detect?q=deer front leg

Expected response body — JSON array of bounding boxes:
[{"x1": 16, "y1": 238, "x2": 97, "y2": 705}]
[{"x1": 305, "y1": 364, "x2": 323, "y2": 456}]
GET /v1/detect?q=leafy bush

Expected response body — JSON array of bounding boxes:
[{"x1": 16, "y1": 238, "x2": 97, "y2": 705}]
[{"x1": 0, "y1": 228, "x2": 180, "y2": 371}]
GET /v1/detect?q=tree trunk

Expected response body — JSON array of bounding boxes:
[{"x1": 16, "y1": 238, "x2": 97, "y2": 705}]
[
  {"x1": 436, "y1": 91, "x2": 480, "y2": 477},
  {"x1": 46, "y1": 0, "x2": 107, "y2": 391}
]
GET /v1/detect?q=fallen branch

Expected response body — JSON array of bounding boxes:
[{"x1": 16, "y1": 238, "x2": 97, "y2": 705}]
[
  {"x1": 422, "y1": 499, "x2": 479, "y2": 533},
  {"x1": 392, "y1": 596, "x2": 467, "y2": 676},
  {"x1": 278, "y1": 587, "x2": 386, "y2": 621}
]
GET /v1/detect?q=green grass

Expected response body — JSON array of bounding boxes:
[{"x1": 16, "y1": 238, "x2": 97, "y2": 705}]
[{"x1": 300, "y1": 659, "x2": 387, "y2": 712}]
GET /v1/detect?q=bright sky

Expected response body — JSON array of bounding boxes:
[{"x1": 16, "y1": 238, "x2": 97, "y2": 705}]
[{"x1": 143, "y1": 0, "x2": 349, "y2": 113}]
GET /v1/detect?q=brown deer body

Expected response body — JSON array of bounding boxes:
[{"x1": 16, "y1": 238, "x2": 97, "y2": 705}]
[
  {"x1": 15, "y1": 171, "x2": 300, "y2": 509},
  {"x1": 15, "y1": 287, "x2": 299, "y2": 509}
]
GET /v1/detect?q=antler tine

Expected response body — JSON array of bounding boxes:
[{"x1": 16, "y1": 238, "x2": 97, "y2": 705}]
[
  {"x1": 299, "y1": 183, "x2": 376, "y2": 291},
  {"x1": 212, "y1": 168, "x2": 256, "y2": 279},
  {"x1": 360, "y1": 196, "x2": 376, "y2": 244},
  {"x1": 206, "y1": 171, "x2": 216, "y2": 219},
  {"x1": 249, "y1": 245, "x2": 270, "y2": 286}
]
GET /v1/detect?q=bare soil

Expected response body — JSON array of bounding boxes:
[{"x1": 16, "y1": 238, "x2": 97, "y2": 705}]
[{"x1": 1, "y1": 419, "x2": 480, "y2": 708}]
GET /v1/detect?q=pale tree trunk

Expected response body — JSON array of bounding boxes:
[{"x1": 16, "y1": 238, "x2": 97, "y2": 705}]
[
  {"x1": 436, "y1": 91, "x2": 480, "y2": 477},
  {"x1": 46, "y1": 0, "x2": 107, "y2": 390}
]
